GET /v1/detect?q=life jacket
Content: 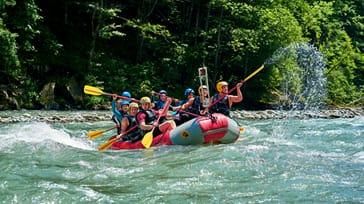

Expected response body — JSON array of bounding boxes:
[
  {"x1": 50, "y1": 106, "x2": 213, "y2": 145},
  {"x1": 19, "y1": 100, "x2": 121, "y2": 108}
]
[
  {"x1": 196, "y1": 96, "x2": 206, "y2": 112},
  {"x1": 154, "y1": 101, "x2": 166, "y2": 110},
  {"x1": 136, "y1": 109, "x2": 158, "y2": 136},
  {"x1": 154, "y1": 101, "x2": 168, "y2": 123},
  {"x1": 179, "y1": 99, "x2": 188, "y2": 106},
  {"x1": 174, "y1": 97, "x2": 201, "y2": 125},
  {"x1": 185, "y1": 97, "x2": 201, "y2": 115},
  {"x1": 210, "y1": 94, "x2": 230, "y2": 116},
  {"x1": 173, "y1": 99, "x2": 188, "y2": 116},
  {"x1": 136, "y1": 109, "x2": 157, "y2": 125},
  {"x1": 123, "y1": 115, "x2": 142, "y2": 142},
  {"x1": 112, "y1": 111, "x2": 128, "y2": 134}
]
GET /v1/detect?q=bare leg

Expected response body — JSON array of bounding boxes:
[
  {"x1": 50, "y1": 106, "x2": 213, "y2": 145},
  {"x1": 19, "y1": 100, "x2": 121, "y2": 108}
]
[{"x1": 159, "y1": 120, "x2": 176, "y2": 132}]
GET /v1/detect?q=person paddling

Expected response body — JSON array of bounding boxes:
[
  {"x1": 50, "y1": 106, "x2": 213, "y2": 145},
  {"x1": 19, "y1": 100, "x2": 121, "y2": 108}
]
[
  {"x1": 151, "y1": 90, "x2": 171, "y2": 123},
  {"x1": 136, "y1": 96, "x2": 176, "y2": 138},
  {"x1": 115, "y1": 102, "x2": 142, "y2": 142},
  {"x1": 172, "y1": 88, "x2": 201, "y2": 125},
  {"x1": 210, "y1": 81, "x2": 243, "y2": 116},
  {"x1": 111, "y1": 92, "x2": 131, "y2": 134}
]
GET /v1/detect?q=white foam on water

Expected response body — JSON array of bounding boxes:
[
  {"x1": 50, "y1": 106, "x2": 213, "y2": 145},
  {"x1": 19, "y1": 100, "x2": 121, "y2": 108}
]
[
  {"x1": 353, "y1": 151, "x2": 364, "y2": 164},
  {"x1": 245, "y1": 145, "x2": 269, "y2": 151},
  {"x1": 0, "y1": 122, "x2": 94, "y2": 151}
]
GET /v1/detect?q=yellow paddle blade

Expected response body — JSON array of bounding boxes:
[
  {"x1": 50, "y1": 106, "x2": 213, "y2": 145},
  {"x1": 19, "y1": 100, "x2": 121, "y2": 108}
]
[
  {"x1": 141, "y1": 98, "x2": 171, "y2": 148},
  {"x1": 87, "y1": 130, "x2": 105, "y2": 140},
  {"x1": 83, "y1": 85, "x2": 105, "y2": 96},
  {"x1": 239, "y1": 126, "x2": 245, "y2": 132},
  {"x1": 141, "y1": 131, "x2": 154, "y2": 148},
  {"x1": 243, "y1": 65, "x2": 264, "y2": 82},
  {"x1": 98, "y1": 137, "x2": 117, "y2": 151}
]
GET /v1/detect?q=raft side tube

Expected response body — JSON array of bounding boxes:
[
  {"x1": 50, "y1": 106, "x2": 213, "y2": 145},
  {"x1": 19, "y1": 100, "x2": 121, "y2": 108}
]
[{"x1": 169, "y1": 119, "x2": 205, "y2": 145}]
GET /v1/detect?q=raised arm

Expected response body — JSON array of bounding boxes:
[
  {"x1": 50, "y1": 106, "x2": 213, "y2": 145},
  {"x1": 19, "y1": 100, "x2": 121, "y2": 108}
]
[
  {"x1": 111, "y1": 94, "x2": 122, "y2": 118},
  {"x1": 228, "y1": 82, "x2": 243, "y2": 108}
]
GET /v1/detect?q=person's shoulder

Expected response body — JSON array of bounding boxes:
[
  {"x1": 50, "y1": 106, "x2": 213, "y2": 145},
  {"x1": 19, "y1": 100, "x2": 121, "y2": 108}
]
[
  {"x1": 136, "y1": 110, "x2": 144, "y2": 116},
  {"x1": 136, "y1": 111, "x2": 145, "y2": 119}
]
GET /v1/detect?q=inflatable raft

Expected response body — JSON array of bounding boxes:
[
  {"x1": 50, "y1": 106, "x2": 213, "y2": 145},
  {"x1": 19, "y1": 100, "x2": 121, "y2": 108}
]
[{"x1": 110, "y1": 113, "x2": 242, "y2": 150}]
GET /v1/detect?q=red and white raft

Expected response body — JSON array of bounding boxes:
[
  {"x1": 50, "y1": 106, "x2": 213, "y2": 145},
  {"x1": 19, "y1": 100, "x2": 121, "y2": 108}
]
[{"x1": 110, "y1": 113, "x2": 243, "y2": 150}]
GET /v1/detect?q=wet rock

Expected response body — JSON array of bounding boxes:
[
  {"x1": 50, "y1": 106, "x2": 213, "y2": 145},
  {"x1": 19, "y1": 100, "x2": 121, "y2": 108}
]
[
  {"x1": 39, "y1": 82, "x2": 56, "y2": 109},
  {"x1": 0, "y1": 108, "x2": 363, "y2": 124}
]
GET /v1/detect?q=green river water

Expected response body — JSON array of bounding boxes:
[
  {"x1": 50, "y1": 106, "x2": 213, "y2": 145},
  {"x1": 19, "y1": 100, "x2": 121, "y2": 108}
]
[{"x1": 0, "y1": 111, "x2": 363, "y2": 203}]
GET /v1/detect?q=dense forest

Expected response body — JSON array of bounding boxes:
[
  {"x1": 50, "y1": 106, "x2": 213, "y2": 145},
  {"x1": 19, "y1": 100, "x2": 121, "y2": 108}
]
[{"x1": 1, "y1": 0, "x2": 363, "y2": 110}]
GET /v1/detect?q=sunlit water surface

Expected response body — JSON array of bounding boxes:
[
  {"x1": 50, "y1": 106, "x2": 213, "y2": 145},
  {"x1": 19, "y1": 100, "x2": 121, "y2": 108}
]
[{"x1": 0, "y1": 111, "x2": 363, "y2": 203}]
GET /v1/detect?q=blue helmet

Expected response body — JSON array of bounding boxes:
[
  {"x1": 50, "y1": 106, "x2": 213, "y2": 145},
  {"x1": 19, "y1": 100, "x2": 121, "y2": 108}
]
[
  {"x1": 159, "y1": 90, "x2": 167, "y2": 95},
  {"x1": 120, "y1": 100, "x2": 130, "y2": 106},
  {"x1": 184, "y1": 88, "x2": 195, "y2": 96},
  {"x1": 121, "y1": 91, "x2": 131, "y2": 98}
]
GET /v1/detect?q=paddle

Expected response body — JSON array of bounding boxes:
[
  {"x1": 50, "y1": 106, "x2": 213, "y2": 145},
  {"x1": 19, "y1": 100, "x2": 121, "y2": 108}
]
[
  {"x1": 208, "y1": 65, "x2": 264, "y2": 110},
  {"x1": 177, "y1": 109, "x2": 200, "y2": 118},
  {"x1": 97, "y1": 125, "x2": 137, "y2": 151},
  {"x1": 83, "y1": 85, "x2": 139, "y2": 102},
  {"x1": 141, "y1": 98, "x2": 172, "y2": 148},
  {"x1": 87, "y1": 125, "x2": 119, "y2": 140}
]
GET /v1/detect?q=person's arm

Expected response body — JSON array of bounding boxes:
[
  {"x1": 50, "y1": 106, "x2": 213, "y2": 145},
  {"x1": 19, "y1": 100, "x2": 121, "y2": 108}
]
[
  {"x1": 150, "y1": 91, "x2": 156, "y2": 108},
  {"x1": 172, "y1": 98, "x2": 191, "y2": 111},
  {"x1": 228, "y1": 83, "x2": 243, "y2": 107},
  {"x1": 116, "y1": 117, "x2": 129, "y2": 139},
  {"x1": 111, "y1": 95, "x2": 122, "y2": 118},
  {"x1": 137, "y1": 112, "x2": 156, "y2": 131},
  {"x1": 172, "y1": 105, "x2": 181, "y2": 111},
  {"x1": 121, "y1": 117, "x2": 129, "y2": 133},
  {"x1": 181, "y1": 98, "x2": 194, "y2": 110},
  {"x1": 153, "y1": 109, "x2": 168, "y2": 117}
]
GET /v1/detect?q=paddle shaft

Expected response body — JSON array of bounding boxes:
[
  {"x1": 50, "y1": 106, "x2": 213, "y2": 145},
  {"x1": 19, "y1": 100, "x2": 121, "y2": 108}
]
[
  {"x1": 119, "y1": 125, "x2": 138, "y2": 137},
  {"x1": 107, "y1": 92, "x2": 140, "y2": 102},
  {"x1": 153, "y1": 98, "x2": 172, "y2": 127},
  {"x1": 141, "y1": 98, "x2": 172, "y2": 148},
  {"x1": 149, "y1": 100, "x2": 170, "y2": 132},
  {"x1": 98, "y1": 125, "x2": 138, "y2": 151},
  {"x1": 106, "y1": 125, "x2": 119, "y2": 132},
  {"x1": 178, "y1": 109, "x2": 200, "y2": 118}
]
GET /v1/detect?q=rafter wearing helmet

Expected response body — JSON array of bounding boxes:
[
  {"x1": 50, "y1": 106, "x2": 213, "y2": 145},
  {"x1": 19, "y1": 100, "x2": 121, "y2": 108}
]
[
  {"x1": 115, "y1": 102, "x2": 142, "y2": 142},
  {"x1": 111, "y1": 91, "x2": 131, "y2": 134},
  {"x1": 210, "y1": 81, "x2": 243, "y2": 117},
  {"x1": 136, "y1": 96, "x2": 176, "y2": 139}
]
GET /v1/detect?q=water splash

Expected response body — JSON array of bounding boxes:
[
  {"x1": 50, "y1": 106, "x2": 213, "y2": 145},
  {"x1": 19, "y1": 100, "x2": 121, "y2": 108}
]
[
  {"x1": 265, "y1": 42, "x2": 327, "y2": 110},
  {"x1": 0, "y1": 122, "x2": 93, "y2": 151}
]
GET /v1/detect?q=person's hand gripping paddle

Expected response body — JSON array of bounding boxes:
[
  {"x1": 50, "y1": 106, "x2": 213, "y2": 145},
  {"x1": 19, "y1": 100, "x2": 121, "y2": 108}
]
[{"x1": 141, "y1": 98, "x2": 172, "y2": 148}]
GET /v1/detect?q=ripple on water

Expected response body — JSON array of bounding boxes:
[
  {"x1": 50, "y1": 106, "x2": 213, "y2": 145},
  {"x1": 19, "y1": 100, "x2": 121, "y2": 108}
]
[{"x1": 0, "y1": 116, "x2": 363, "y2": 202}]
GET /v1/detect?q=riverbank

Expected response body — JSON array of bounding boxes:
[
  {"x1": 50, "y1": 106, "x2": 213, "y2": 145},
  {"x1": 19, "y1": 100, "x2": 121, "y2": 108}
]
[
  {"x1": 232, "y1": 107, "x2": 364, "y2": 120},
  {"x1": 1, "y1": 107, "x2": 363, "y2": 124}
]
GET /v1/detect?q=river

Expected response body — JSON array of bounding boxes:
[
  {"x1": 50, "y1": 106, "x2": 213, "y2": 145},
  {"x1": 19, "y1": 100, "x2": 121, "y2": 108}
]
[{"x1": 0, "y1": 111, "x2": 363, "y2": 203}]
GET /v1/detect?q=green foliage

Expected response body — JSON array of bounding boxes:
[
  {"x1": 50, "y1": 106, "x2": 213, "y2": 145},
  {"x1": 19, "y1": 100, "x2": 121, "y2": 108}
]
[
  {"x1": 0, "y1": 19, "x2": 20, "y2": 77},
  {"x1": 99, "y1": 23, "x2": 126, "y2": 39},
  {"x1": 0, "y1": 0, "x2": 363, "y2": 109}
]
